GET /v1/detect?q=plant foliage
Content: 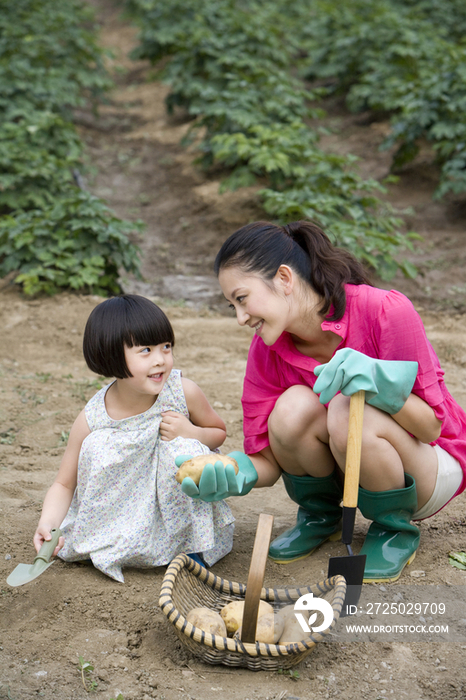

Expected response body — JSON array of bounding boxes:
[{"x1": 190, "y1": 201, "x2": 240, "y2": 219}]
[
  {"x1": 298, "y1": 0, "x2": 466, "y2": 199},
  {"x1": 0, "y1": 192, "x2": 143, "y2": 296},
  {"x1": 125, "y1": 0, "x2": 419, "y2": 279},
  {"x1": 0, "y1": 0, "x2": 142, "y2": 295}
]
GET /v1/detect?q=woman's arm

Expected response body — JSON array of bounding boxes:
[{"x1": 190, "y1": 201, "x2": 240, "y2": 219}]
[
  {"x1": 392, "y1": 393, "x2": 442, "y2": 443},
  {"x1": 160, "y1": 378, "x2": 226, "y2": 450},
  {"x1": 247, "y1": 446, "x2": 283, "y2": 487},
  {"x1": 33, "y1": 409, "x2": 90, "y2": 554}
]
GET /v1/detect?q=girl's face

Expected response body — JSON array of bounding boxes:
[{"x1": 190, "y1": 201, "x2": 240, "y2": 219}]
[
  {"x1": 218, "y1": 266, "x2": 293, "y2": 346},
  {"x1": 122, "y1": 342, "x2": 174, "y2": 397}
]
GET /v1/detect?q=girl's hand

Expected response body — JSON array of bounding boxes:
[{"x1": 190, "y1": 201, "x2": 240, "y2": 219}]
[
  {"x1": 160, "y1": 411, "x2": 194, "y2": 441},
  {"x1": 33, "y1": 525, "x2": 64, "y2": 557}
]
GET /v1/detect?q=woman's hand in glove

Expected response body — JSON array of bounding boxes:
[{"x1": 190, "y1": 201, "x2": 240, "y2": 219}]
[
  {"x1": 313, "y1": 348, "x2": 418, "y2": 415},
  {"x1": 175, "y1": 452, "x2": 258, "y2": 502}
]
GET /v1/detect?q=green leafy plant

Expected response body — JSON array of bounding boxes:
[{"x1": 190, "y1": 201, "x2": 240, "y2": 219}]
[
  {"x1": 0, "y1": 0, "x2": 143, "y2": 295},
  {"x1": 35, "y1": 372, "x2": 52, "y2": 382},
  {"x1": 78, "y1": 656, "x2": 98, "y2": 692},
  {"x1": 0, "y1": 429, "x2": 16, "y2": 445},
  {"x1": 449, "y1": 551, "x2": 466, "y2": 570},
  {"x1": 0, "y1": 190, "x2": 143, "y2": 296},
  {"x1": 298, "y1": 0, "x2": 466, "y2": 198},
  {"x1": 276, "y1": 668, "x2": 300, "y2": 681},
  {"x1": 58, "y1": 430, "x2": 70, "y2": 446},
  {"x1": 0, "y1": 112, "x2": 82, "y2": 213},
  {"x1": 125, "y1": 0, "x2": 418, "y2": 279}
]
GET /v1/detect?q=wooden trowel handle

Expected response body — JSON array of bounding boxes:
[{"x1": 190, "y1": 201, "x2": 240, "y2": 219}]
[
  {"x1": 341, "y1": 390, "x2": 365, "y2": 543},
  {"x1": 240, "y1": 513, "x2": 274, "y2": 644}
]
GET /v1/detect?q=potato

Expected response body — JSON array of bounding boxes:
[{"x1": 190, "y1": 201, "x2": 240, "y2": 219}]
[
  {"x1": 175, "y1": 453, "x2": 238, "y2": 485},
  {"x1": 186, "y1": 607, "x2": 227, "y2": 636},
  {"x1": 235, "y1": 612, "x2": 285, "y2": 644},
  {"x1": 220, "y1": 599, "x2": 273, "y2": 635},
  {"x1": 278, "y1": 611, "x2": 308, "y2": 644},
  {"x1": 276, "y1": 604, "x2": 295, "y2": 623}
]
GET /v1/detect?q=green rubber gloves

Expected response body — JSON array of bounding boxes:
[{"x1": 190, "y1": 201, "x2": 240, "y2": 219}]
[
  {"x1": 176, "y1": 451, "x2": 258, "y2": 502},
  {"x1": 313, "y1": 348, "x2": 418, "y2": 414}
]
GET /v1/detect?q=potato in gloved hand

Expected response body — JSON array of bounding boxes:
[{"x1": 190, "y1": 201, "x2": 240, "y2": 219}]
[{"x1": 175, "y1": 453, "x2": 238, "y2": 486}]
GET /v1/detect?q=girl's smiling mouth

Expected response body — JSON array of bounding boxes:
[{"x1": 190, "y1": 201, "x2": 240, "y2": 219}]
[{"x1": 149, "y1": 373, "x2": 164, "y2": 381}]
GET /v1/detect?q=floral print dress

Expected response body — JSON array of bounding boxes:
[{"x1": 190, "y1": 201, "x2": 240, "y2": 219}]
[{"x1": 58, "y1": 370, "x2": 235, "y2": 582}]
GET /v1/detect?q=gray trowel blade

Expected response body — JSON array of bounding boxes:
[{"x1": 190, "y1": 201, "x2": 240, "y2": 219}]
[{"x1": 7, "y1": 528, "x2": 62, "y2": 587}]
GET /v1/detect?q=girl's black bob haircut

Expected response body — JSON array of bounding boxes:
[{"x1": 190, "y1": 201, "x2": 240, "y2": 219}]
[{"x1": 83, "y1": 295, "x2": 175, "y2": 379}]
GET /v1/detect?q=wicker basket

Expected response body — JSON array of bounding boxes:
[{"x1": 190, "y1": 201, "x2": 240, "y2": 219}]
[{"x1": 159, "y1": 553, "x2": 347, "y2": 670}]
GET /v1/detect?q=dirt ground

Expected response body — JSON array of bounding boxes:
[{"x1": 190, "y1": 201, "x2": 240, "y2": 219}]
[{"x1": 1, "y1": 2, "x2": 466, "y2": 699}]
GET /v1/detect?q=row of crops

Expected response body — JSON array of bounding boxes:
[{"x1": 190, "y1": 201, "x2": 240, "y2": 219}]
[
  {"x1": 2, "y1": 0, "x2": 466, "y2": 294},
  {"x1": 0, "y1": 0, "x2": 142, "y2": 295}
]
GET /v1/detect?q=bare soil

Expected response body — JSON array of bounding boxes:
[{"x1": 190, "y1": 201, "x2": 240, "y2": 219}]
[{"x1": 1, "y1": 3, "x2": 466, "y2": 699}]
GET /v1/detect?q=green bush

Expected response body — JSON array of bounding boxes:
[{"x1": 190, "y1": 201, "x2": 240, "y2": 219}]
[
  {"x1": 298, "y1": 0, "x2": 466, "y2": 198},
  {"x1": 0, "y1": 0, "x2": 111, "y2": 117},
  {"x1": 0, "y1": 0, "x2": 142, "y2": 295},
  {"x1": 0, "y1": 191, "x2": 143, "y2": 296},
  {"x1": 126, "y1": 0, "x2": 417, "y2": 280},
  {"x1": 0, "y1": 111, "x2": 81, "y2": 212}
]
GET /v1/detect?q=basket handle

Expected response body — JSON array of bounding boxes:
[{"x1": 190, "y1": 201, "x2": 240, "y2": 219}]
[{"x1": 240, "y1": 513, "x2": 274, "y2": 644}]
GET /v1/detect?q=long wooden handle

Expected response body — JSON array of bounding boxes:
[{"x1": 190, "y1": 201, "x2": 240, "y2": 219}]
[
  {"x1": 343, "y1": 390, "x2": 365, "y2": 509},
  {"x1": 240, "y1": 513, "x2": 274, "y2": 644}
]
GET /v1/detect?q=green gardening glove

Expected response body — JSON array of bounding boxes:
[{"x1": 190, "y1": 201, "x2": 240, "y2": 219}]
[
  {"x1": 175, "y1": 452, "x2": 258, "y2": 502},
  {"x1": 313, "y1": 348, "x2": 418, "y2": 414}
]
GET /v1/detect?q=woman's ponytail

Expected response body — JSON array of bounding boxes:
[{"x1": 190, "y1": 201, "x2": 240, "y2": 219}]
[{"x1": 285, "y1": 221, "x2": 370, "y2": 319}]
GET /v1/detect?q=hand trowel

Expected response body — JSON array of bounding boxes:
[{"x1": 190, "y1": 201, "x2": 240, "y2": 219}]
[
  {"x1": 327, "y1": 390, "x2": 366, "y2": 617},
  {"x1": 7, "y1": 528, "x2": 62, "y2": 587}
]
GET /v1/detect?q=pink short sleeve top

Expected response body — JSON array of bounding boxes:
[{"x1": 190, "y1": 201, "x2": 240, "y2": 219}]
[{"x1": 241, "y1": 284, "x2": 466, "y2": 493}]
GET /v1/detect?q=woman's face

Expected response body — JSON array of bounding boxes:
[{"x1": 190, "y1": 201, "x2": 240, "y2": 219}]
[{"x1": 218, "y1": 266, "x2": 292, "y2": 346}]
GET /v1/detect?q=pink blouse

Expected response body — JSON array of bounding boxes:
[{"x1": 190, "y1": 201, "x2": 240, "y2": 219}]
[{"x1": 242, "y1": 284, "x2": 466, "y2": 494}]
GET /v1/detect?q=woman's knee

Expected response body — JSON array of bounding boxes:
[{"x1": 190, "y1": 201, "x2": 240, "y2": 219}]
[
  {"x1": 327, "y1": 394, "x2": 389, "y2": 453},
  {"x1": 327, "y1": 393, "x2": 351, "y2": 453},
  {"x1": 268, "y1": 385, "x2": 326, "y2": 445}
]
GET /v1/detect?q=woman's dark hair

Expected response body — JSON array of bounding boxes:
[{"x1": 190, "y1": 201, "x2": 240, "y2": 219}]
[
  {"x1": 83, "y1": 295, "x2": 175, "y2": 378},
  {"x1": 214, "y1": 220, "x2": 371, "y2": 320}
]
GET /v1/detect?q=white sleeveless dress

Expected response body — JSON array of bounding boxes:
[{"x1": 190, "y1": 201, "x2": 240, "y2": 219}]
[{"x1": 58, "y1": 370, "x2": 235, "y2": 582}]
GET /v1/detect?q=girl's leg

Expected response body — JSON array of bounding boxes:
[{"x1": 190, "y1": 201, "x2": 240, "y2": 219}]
[
  {"x1": 327, "y1": 394, "x2": 438, "y2": 581},
  {"x1": 267, "y1": 386, "x2": 343, "y2": 563}
]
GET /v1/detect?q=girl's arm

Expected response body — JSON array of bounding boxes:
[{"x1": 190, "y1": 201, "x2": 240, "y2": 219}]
[
  {"x1": 33, "y1": 409, "x2": 90, "y2": 555},
  {"x1": 392, "y1": 393, "x2": 442, "y2": 443},
  {"x1": 160, "y1": 378, "x2": 226, "y2": 450}
]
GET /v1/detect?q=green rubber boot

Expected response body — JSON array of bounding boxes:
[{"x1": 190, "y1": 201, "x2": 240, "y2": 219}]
[
  {"x1": 358, "y1": 474, "x2": 420, "y2": 583},
  {"x1": 268, "y1": 471, "x2": 343, "y2": 564}
]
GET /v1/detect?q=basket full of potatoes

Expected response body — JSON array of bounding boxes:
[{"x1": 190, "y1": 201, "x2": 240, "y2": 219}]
[
  {"x1": 185, "y1": 598, "x2": 313, "y2": 646},
  {"x1": 159, "y1": 520, "x2": 346, "y2": 670}
]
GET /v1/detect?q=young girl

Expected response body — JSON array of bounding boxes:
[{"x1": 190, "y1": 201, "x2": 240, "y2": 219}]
[
  {"x1": 34, "y1": 294, "x2": 234, "y2": 582},
  {"x1": 180, "y1": 220, "x2": 466, "y2": 583}
]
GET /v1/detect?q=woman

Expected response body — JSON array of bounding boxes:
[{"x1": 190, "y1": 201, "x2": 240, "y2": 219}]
[{"x1": 178, "y1": 220, "x2": 466, "y2": 582}]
